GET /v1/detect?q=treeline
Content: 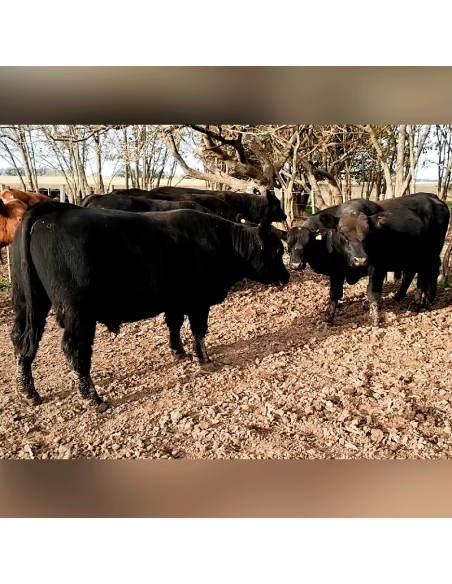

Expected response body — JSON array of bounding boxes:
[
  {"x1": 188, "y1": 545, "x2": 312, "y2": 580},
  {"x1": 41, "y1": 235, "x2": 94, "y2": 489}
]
[
  {"x1": 0, "y1": 166, "x2": 65, "y2": 177},
  {"x1": 0, "y1": 125, "x2": 451, "y2": 225}
]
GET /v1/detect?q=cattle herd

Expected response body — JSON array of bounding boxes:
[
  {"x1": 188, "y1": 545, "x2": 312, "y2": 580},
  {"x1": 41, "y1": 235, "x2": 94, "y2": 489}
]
[{"x1": 0, "y1": 186, "x2": 450, "y2": 424}]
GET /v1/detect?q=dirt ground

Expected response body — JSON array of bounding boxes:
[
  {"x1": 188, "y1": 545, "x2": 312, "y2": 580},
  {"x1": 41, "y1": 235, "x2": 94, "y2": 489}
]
[{"x1": 2, "y1": 243, "x2": 452, "y2": 461}]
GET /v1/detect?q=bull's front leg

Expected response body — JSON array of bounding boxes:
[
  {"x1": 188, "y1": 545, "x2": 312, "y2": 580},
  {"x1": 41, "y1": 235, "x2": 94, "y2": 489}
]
[
  {"x1": 188, "y1": 307, "x2": 217, "y2": 371},
  {"x1": 324, "y1": 272, "x2": 344, "y2": 323},
  {"x1": 367, "y1": 266, "x2": 386, "y2": 326}
]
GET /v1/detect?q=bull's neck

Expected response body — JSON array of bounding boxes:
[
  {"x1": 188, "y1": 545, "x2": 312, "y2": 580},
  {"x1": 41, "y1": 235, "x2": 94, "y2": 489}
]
[
  {"x1": 229, "y1": 222, "x2": 257, "y2": 264},
  {"x1": 228, "y1": 193, "x2": 264, "y2": 221}
]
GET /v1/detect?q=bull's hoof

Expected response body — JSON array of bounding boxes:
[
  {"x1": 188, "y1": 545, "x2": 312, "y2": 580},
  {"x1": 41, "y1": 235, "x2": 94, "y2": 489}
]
[
  {"x1": 323, "y1": 303, "x2": 337, "y2": 323},
  {"x1": 20, "y1": 392, "x2": 42, "y2": 406},
  {"x1": 321, "y1": 313, "x2": 335, "y2": 324},
  {"x1": 199, "y1": 362, "x2": 219, "y2": 373},
  {"x1": 172, "y1": 350, "x2": 188, "y2": 361},
  {"x1": 97, "y1": 401, "x2": 109, "y2": 413},
  {"x1": 409, "y1": 299, "x2": 422, "y2": 312},
  {"x1": 421, "y1": 296, "x2": 434, "y2": 310},
  {"x1": 409, "y1": 291, "x2": 423, "y2": 312}
]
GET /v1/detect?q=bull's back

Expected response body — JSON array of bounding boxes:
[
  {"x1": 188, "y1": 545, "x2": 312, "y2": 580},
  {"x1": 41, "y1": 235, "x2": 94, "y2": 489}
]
[
  {"x1": 26, "y1": 208, "x2": 238, "y2": 320},
  {"x1": 336, "y1": 199, "x2": 382, "y2": 216},
  {"x1": 380, "y1": 194, "x2": 449, "y2": 239}
]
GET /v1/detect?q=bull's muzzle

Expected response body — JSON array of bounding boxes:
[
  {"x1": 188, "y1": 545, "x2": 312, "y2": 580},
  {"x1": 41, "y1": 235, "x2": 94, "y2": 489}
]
[{"x1": 352, "y1": 256, "x2": 369, "y2": 267}]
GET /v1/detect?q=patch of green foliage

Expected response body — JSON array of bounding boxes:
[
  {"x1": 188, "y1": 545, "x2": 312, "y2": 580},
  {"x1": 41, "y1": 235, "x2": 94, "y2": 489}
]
[
  {"x1": 0, "y1": 275, "x2": 11, "y2": 293},
  {"x1": 438, "y1": 274, "x2": 452, "y2": 291}
]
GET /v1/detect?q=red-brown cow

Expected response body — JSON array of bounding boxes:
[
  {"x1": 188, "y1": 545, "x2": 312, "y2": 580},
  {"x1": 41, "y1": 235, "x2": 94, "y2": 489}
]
[
  {"x1": 0, "y1": 189, "x2": 54, "y2": 207},
  {"x1": 0, "y1": 198, "x2": 27, "y2": 260}
]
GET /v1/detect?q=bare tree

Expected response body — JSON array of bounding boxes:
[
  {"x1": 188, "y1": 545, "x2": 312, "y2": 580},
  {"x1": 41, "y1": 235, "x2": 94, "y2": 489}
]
[
  {"x1": 359, "y1": 125, "x2": 431, "y2": 198},
  {"x1": 431, "y1": 125, "x2": 452, "y2": 201}
]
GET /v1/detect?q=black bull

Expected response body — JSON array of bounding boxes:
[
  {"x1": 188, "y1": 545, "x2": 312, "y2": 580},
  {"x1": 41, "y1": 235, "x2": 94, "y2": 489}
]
[
  {"x1": 288, "y1": 194, "x2": 450, "y2": 325},
  {"x1": 108, "y1": 189, "x2": 248, "y2": 224},
  {"x1": 86, "y1": 192, "x2": 288, "y2": 240},
  {"x1": 11, "y1": 202, "x2": 289, "y2": 412},
  {"x1": 81, "y1": 193, "x2": 219, "y2": 216},
  {"x1": 111, "y1": 187, "x2": 288, "y2": 224}
]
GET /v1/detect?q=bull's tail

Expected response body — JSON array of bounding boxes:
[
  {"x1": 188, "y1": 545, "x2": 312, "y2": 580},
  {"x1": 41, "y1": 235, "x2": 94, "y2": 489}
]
[{"x1": 13, "y1": 201, "x2": 59, "y2": 358}]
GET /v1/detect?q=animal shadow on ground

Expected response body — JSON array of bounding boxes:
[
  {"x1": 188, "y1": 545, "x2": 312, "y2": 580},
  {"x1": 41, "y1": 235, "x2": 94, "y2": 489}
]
[{"x1": 211, "y1": 278, "x2": 452, "y2": 372}]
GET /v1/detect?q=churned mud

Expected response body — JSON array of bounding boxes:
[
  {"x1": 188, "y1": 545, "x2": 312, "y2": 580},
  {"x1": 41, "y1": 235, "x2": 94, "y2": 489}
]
[{"x1": 1, "y1": 248, "x2": 452, "y2": 460}]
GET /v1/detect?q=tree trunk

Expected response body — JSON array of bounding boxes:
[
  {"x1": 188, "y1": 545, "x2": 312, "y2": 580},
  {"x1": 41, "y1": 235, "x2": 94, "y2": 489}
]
[
  {"x1": 345, "y1": 159, "x2": 352, "y2": 201},
  {"x1": 375, "y1": 164, "x2": 381, "y2": 200},
  {"x1": 94, "y1": 131, "x2": 105, "y2": 194},
  {"x1": 13, "y1": 126, "x2": 36, "y2": 191},
  {"x1": 70, "y1": 132, "x2": 89, "y2": 199},
  {"x1": 325, "y1": 175, "x2": 343, "y2": 206},
  {"x1": 122, "y1": 129, "x2": 130, "y2": 189},
  {"x1": 306, "y1": 169, "x2": 328, "y2": 211},
  {"x1": 407, "y1": 125, "x2": 416, "y2": 194},
  {"x1": 394, "y1": 125, "x2": 406, "y2": 196}
]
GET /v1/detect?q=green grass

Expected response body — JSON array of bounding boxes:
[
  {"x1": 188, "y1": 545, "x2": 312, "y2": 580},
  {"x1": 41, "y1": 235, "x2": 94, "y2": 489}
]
[{"x1": 0, "y1": 275, "x2": 11, "y2": 293}]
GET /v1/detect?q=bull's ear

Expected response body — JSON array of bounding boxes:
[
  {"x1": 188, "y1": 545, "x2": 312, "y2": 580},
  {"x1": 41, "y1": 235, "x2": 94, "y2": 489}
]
[
  {"x1": 265, "y1": 190, "x2": 274, "y2": 201},
  {"x1": 370, "y1": 213, "x2": 387, "y2": 229},
  {"x1": 319, "y1": 212, "x2": 338, "y2": 229},
  {"x1": 258, "y1": 218, "x2": 272, "y2": 240}
]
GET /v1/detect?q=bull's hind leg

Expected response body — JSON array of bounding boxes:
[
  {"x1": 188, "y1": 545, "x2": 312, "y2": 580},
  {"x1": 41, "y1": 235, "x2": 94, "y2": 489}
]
[
  {"x1": 409, "y1": 267, "x2": 432, "y2": 312},
  {"x1": 367, "y1": 267, "x2": 386, "y2": 326},
  {"x1": 423, "y1": 257, "x2": 441, "y2": 308},
  {"x1": 393, "y1": 270, "x2": 415, "y2": 302},
  {"x1": 11, "y1": 299, "x2": 50, "y2": 406},
  {"x1": 61, "y1": 316, "x2": 108, "y2": 413},
  {"x1": 164, "y1": 311, "x2": 187, "y2": 360},
  {"x1": 188, "y1": 307, "x2": 216, "y2": 371}
]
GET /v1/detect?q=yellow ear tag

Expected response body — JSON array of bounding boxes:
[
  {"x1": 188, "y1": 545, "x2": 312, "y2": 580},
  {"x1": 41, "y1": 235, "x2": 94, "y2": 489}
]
[
  {"x1": 241, "y1": 219, "x2": 246, "y2": 223},
  {"x1": 315, "y1": 233, "x2": 322, "y2": 240}
]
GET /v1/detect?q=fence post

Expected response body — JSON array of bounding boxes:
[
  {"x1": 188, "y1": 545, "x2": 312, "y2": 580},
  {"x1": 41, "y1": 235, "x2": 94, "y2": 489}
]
[
  {"x1": 6, "y1": 247, "x2": 11, "y2": 282},
  {"x1": 60, "y1": 184, "x2": 66, "y2": 203}
]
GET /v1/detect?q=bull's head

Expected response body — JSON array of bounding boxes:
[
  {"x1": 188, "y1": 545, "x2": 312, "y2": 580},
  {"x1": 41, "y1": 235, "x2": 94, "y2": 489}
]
[
  {"x1": 319, "y1": 210, "x2": 370, "y2": 268},
  {"x1": 286, "y1": 224, "x2": 327, "y2": 270},
  {"x1": 249, "y1": 219, "x2": 290, "y2": 285},
  {"x1": 266, "y1": 190, "x2": 287, "y2": 223}
]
